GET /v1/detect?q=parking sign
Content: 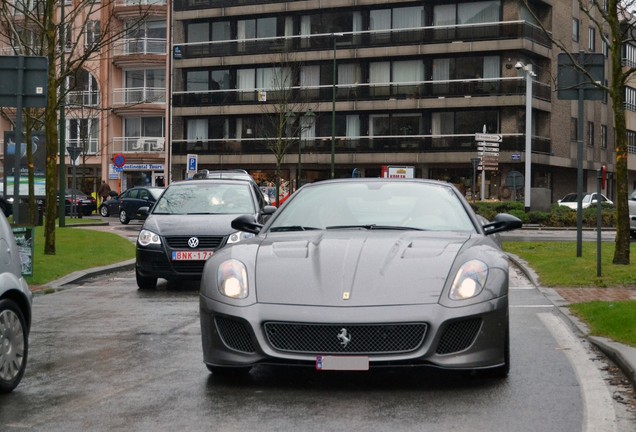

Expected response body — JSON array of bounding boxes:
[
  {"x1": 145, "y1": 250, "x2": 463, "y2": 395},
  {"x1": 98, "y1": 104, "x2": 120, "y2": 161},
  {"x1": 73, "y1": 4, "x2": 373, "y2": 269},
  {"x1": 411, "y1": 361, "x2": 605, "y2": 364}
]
[{"x1": 187, "y1": 154, "x2": 197, "y2": 172}]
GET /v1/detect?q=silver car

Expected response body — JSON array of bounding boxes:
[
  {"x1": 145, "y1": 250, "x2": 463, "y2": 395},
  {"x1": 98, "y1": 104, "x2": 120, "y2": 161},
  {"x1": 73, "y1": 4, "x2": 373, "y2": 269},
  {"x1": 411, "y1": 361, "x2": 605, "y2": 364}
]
[
  {"x1": 200, "y1": 179, "x2": 522, "y2": 378},
  {"x1": 0, "y1": 212, "x2": 32, "y2": 393}
]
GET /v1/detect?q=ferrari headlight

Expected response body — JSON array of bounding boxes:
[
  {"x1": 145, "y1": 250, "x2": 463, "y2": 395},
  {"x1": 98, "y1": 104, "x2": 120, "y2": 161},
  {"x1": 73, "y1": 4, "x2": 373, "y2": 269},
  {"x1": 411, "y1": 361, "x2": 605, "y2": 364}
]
[
  {"x1": 449, "y1": 260, "x2": 488, "y2": 300},
  {"x1": 227, "y1": 231, "x2": 255, "y2": 244},
  {"x1": 217, "y1": 259, "x2": 248, "y2": 299},
  {"x1": 138, "y1": 229, "x2": 161, "y2": 246}
]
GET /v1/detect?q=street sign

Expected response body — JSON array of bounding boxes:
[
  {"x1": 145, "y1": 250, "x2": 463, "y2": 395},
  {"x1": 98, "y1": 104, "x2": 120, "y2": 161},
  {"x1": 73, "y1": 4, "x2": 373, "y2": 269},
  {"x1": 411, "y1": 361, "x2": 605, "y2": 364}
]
[
  {"x1": 478, "y1": 166, "x2": 498, "y2": 171},
  {"x1": 475, "y1": 133, "x2": 502, "y2": 143},
  {"x1": 477, "y1": 142, "x2": 500, "y2": 148},
  {"x1": 478, "y1": 146, "x2": 500, "y2": 153},
  {"x1": 113, "y1": 153, "x2": 126, "y2": 168},
  {"x1": 187, "y1": 154, "x2": 198, "y2": 173}
]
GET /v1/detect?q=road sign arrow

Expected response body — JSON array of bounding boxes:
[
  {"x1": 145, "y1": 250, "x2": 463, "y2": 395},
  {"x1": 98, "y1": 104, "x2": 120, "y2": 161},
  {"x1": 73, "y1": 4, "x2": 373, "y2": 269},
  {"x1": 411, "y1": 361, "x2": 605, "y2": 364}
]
[{"x1": 475, "y1": 133, "x2": 502, "y2": 143}]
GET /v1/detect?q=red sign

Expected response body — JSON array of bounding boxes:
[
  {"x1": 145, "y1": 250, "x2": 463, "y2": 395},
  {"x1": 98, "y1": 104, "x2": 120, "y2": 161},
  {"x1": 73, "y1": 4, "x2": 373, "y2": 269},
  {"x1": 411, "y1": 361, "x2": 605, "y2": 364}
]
[{"x1": 113, "y1": 153, "x2": 126, "y2": 168}]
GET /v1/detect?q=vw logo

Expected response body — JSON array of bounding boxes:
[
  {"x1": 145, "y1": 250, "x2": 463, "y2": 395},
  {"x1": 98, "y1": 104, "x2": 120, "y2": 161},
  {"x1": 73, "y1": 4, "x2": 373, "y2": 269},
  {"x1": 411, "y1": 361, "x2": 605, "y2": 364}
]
[
  {"x1": 187, "y1": 237, "x2": 199, "y2": 248},
  {"x1": 337, "y1": 328, "x2": 352, "y2": 348}
]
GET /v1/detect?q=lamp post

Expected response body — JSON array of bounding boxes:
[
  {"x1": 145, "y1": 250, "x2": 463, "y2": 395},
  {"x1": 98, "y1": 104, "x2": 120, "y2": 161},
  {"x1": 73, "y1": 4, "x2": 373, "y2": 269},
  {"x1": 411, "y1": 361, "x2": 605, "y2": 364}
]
[
  {"x1": 516, "y1": 61, "x2": 536, "y2": 212},
  {"x1": 67, "y1": 146, "x2": 82, "y2": 218},
  {"x1": 470, "y1": 157, "x2": 480, "y2": 201},
  {"x1": 331, "y1": 33, "x2": 344, "y2": 179},
  {"x1": 299, "y1": 110, "x2": 315, "y2": 189}
]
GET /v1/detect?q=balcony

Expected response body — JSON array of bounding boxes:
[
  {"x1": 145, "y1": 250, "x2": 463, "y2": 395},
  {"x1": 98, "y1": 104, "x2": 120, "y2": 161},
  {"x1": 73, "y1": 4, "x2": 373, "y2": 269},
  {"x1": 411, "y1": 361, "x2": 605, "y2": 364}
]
[
  {"x1": 113, "y1": 38, "x2": 166, "y2": 57},
  {"x1": 175, "y1": 21, "x2": 551, "y2": 61},
  {"x1": 113, "y1": 87, "x2": 166, "y2": 106},
  {"x1": 173, "y1": 77, "x2": 552, "y2": 108},
  {"x1": 66, "y1": 138, "x2": 99, "y2": 155},
  {"x1": 171, "y1": 135, "x2": 551, "y2": 157},
  {"x1": 112, "y1": 136, "x2": 166, "y2": 153},
  {"x1": 66, "y1": 91, "x2": 99, "y2": 107},
  {"x1": 116, "y1": 0, "x2": 166, "y2": 5},
  {"x1": 175, "y1": 0, "x2": 286, "y2": 9},
  {"x1": 114, "y1": 0, "x2": 167, "y2": 19}
]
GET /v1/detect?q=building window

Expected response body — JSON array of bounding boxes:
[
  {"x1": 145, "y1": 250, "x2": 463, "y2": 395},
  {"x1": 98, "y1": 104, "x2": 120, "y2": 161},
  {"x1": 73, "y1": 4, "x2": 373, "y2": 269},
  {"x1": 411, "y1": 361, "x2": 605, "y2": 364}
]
[
  {"x1": 85, "y1": 20, "x2": 100, "y2": 50},
  {"x1": 628, "y1": 130, "x2": 636, "y2": 154},
  {"x1": 602, "y1": 33, "x2": 609, "y2": 57},
  {"x1": 573, "y1": 19, "x2": 579, "y2": 42},
  {"x1": 588, "y1": 27, "x2": 595, "y2": 52},
  {"x1": 67, "y1": 118, "x2": 99, "y2": 154},
  {"x1": 587, "y1": 121, "x2": 594, "y2": 147},
  {"x1": 571, "y1": 118, "x2": 578, "y2": 141},
  {"x1": 625, "y1": 87, "x2": 636, "y2": 111},
  {"x1": 623, "y1": 43, "x2": 636, "y2": 67},
  {"x1": 601, "y1": 125, "x2": 607, "y2": 149}
]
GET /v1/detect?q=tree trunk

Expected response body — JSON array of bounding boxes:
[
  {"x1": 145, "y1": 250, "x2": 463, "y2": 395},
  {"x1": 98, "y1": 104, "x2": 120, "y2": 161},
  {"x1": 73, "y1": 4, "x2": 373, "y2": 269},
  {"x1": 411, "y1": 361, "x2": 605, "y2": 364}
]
[{"x1": 44, "y1": 3, "x2": 58, "y2": 255}]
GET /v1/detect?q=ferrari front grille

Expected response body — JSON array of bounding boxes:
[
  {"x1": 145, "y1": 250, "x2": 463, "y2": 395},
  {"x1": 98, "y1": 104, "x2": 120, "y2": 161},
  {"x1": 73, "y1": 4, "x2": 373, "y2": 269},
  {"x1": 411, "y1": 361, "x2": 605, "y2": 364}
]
[
  {"x1": 215, "y1": 316, "x2": 256, "y2": 353},
  {"x1": 436, "y1": 318, "x2": 483, "y2": 354},
  {"x1": 263, "y1": 322, "x2": 427, "y2": 354}
]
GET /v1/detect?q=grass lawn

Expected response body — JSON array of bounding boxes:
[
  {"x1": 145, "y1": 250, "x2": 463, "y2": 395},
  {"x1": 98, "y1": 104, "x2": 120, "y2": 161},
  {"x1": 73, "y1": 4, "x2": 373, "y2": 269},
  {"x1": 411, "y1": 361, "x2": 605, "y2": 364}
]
[
  {"x1": 503, "y1": 241, "x2": 636, "y2": 347},
  {"x1": 25, "y1": 224, "x2": 135, "y2": 286}
]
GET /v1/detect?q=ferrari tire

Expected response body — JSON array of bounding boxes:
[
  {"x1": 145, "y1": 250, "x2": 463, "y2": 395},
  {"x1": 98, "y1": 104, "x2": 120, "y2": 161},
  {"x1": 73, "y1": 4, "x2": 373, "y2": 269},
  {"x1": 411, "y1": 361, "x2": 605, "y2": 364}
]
[
  {"x1": 119, "y1": 209, "x2": 130, "y2": 224},
  {"x1": 136, "y1": 269, "x2": 157, "y2": 290},
  {"x1": 0, "y1": 299, "x2": 28, "y2": 394}
]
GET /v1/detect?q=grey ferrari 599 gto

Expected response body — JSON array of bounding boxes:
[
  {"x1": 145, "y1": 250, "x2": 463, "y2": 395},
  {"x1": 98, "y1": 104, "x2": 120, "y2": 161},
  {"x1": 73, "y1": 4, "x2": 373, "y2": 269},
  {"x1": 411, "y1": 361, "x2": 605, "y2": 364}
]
[{"x1": 199, "y1": 178, "x2": 522, "y2": 378}]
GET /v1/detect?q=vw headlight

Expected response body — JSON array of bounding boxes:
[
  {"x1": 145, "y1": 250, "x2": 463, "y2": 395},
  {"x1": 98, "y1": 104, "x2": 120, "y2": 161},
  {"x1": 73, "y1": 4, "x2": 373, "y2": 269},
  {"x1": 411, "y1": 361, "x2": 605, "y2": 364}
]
[
  {"x1": 449, "y1": 260, "x2": 488, "y2": 300},
  {"x1": 217, "y1": 259, "x2": 248, "y2": 299},
  {"x1": 138, "y1": 229, "x2": 161, "y2": 246},
  {"x1": 227, "y1": 231, "x2": 255, "y2": 244}
]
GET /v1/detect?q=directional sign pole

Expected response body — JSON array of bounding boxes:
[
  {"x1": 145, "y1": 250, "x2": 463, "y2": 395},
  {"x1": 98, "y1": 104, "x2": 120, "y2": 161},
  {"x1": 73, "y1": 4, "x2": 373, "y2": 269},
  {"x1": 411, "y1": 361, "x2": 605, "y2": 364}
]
[{"x1": 13, "y1": 57, "x2": 24, "y2": 224}]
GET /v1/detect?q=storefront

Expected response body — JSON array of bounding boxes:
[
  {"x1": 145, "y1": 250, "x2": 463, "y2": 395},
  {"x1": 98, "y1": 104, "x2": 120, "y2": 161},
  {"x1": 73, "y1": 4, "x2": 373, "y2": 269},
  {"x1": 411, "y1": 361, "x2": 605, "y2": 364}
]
[{"x1": 109, "y1": 163, "x2": 165, "y2": 191}]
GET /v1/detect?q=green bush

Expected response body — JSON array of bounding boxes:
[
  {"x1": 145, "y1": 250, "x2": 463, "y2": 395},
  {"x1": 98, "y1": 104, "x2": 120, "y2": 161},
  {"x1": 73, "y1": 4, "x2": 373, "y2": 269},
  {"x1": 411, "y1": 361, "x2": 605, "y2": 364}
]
[{"x1": 470, "y1": 201, "x2": 616, "y2": 228}]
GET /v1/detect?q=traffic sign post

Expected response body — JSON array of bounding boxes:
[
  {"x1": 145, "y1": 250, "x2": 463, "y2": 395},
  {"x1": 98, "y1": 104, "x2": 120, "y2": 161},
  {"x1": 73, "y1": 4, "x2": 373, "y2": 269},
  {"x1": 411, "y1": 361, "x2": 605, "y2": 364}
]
[
  {"x1": 187, "y1": 154, "x2": 198, "y2": 178},
  {"x1": 475, "y1": 131, "x2": 501, "y2": 200}
]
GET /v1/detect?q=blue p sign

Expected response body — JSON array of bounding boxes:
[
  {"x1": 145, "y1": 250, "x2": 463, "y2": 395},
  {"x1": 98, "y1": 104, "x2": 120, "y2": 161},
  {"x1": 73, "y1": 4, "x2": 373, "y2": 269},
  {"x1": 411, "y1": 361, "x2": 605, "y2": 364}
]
[{"x1": 188, "y1": 156, "x2": 197, "y2": 171}]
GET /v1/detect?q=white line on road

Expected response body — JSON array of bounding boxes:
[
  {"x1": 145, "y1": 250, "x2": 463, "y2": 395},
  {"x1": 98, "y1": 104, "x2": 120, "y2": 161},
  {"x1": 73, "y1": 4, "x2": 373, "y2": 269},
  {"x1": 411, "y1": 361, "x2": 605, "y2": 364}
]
[{"x1": 538, "y1": 312, "x2": 617, "y2": 432}]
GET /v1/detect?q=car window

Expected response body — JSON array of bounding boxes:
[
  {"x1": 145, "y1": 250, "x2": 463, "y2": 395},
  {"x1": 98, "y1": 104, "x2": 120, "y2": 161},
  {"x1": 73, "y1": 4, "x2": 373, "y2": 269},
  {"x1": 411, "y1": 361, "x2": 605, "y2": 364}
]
[
  {"x1": 269, "y1": 182, "x2": 475, "y2": 232},
  {"x1": 139, "y1": 190, "x2": 150, "y2": 200},
  {"x1": 153, "y1": 183, "x2": 255, "y2": 215},
  {"x1": 128, "y1": 189, "x2": 139, "y2": 199}
]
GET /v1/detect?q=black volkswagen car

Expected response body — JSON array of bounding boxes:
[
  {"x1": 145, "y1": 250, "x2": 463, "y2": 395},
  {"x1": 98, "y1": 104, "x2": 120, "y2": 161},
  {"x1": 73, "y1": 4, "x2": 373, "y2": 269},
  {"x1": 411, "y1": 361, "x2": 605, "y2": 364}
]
[{"x1": 134, "y1": 179, "x2": 276, "y2": 289}]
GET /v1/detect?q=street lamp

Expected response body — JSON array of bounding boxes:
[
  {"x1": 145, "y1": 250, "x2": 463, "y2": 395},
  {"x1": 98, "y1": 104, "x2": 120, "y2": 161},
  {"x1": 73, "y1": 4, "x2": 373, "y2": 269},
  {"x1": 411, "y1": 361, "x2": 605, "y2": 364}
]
[
  {"x1": 331, "y1": 32, "x2": 344, "y2": 179},
  {"x1": 299, "y1": 110, "x2": 315, "y2": 188},
  {"x1": 515, "y1": 61, "x2": 536, "y2": 212},
  {"x1": 470, "y1": 157, "x2": 480, "y2": 201},
  {"x1": 67, "y1": 146, "x2": 82, "y2": 218}
]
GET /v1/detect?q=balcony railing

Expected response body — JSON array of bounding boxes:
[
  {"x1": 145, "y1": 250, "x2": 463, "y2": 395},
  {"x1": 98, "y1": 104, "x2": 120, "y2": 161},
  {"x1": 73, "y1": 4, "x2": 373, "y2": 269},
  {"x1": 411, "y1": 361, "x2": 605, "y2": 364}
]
[
  {"x1": 116, "y1": 0, "x2": 166, "y2": 6},
  {"x1": 112, "y1": 136, "x2": 166, "y2": 153},
  {"x1": 175, "y1": 0, "x2": 286, "y2": 9},
  {"x1": 66, "y1": 91, "x2": 100, "y2": 107},
  {"x1": 171, "y1": 135, "x2": 551, "y2": 157},
  {"x1": 113, "y1": 38, "x2": 166, "y2": 56},
  {"x1": 173, "y1": 77, "x2": 551, "y2": 107},
  {"x1": 113, "y1": 87, "x2": 166, "y2": 106},
  {"x1": 66, "y1": 138, "x2": 99, "y2": 155},
  {"x1": 175, "y1": 21, "x2": 551, "y2": 61}
]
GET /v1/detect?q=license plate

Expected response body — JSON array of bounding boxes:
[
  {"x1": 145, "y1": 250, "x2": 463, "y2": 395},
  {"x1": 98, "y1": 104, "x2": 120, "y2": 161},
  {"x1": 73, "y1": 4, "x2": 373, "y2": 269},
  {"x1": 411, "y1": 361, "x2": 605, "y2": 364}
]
[
  {"x1": 316, "y1": 355, "x2": 369, "y2": 371},
  {"x1": 171, "y1": 251, "x2": 214, "y2": 261}
]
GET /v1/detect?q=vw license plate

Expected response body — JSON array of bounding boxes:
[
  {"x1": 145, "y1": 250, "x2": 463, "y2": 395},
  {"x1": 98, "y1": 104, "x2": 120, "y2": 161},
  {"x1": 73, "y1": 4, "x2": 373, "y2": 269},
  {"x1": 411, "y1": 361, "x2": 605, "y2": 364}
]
[
  {"x1": 316, "y1": 355, "x2": 369, "y2": 371},
  {"x1": 171, "y1": 251, "x2": 214, "y2": 261}
]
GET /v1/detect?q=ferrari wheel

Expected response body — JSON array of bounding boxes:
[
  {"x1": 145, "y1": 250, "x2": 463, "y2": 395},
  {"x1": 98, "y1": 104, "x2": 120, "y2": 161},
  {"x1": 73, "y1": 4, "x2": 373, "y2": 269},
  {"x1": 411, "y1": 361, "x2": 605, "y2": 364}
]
[{"x1": 0, "y1": 299, "x2": 28, "y2": 394}]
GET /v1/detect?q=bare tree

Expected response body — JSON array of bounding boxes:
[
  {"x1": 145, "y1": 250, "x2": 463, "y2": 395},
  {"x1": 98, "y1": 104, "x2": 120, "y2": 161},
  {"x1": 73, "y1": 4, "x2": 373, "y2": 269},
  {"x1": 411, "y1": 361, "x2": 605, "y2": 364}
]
[
  {"x1": 0, "y1": 0, "x2": 151, "y2": 254},
  {"x1": 524, "y1": 0, "x2": 636, "y2": 264},
  {"x1": 257, "y1": 52, "x2": 317, "y2": 206}
]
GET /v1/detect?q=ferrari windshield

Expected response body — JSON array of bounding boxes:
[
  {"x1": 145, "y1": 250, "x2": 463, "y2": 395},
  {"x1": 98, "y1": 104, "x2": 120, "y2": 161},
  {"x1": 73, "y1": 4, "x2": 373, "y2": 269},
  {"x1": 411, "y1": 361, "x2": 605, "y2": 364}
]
[
  {"x1": 268, "y1": 180, "x2": 476, "y2": 232},
  {"x1": 152, "y1": 182, "x2": 255, "y2": 215}
]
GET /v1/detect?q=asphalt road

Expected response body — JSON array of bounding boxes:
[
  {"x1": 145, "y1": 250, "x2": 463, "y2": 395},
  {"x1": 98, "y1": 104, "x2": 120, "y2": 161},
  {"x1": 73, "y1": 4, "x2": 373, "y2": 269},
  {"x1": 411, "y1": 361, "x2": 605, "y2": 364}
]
[{"x1": 0, "y1": 265, "x2": 634, "y2": 431}]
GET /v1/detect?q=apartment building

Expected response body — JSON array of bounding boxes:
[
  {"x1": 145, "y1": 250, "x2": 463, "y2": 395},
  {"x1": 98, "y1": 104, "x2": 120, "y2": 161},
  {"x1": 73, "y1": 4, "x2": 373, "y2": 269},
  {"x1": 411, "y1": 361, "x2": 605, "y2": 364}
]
[
  {"x1": 0, "y1": 0, "x2": 169, "y2": 197},
  {"x1": 170, "y1": 0, "x2": 620, "y2": 203}
]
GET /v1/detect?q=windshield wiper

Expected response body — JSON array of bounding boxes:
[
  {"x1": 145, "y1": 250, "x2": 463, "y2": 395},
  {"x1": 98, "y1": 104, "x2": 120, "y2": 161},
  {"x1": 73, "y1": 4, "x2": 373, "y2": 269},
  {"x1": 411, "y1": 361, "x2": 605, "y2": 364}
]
[
  {"x1": 326, "y1": 224, "x2": 425, "y2": 231},
  {"x1": 270, "y1": 225, "x2": 320, "y2": 232}
]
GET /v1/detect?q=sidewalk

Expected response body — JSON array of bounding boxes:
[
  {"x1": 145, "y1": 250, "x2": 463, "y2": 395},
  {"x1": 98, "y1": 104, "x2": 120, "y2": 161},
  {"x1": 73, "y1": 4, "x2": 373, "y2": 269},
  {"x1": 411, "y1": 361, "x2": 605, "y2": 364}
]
[{"x1": 509, "y1": 254, "x2": 636, "y2": 390}]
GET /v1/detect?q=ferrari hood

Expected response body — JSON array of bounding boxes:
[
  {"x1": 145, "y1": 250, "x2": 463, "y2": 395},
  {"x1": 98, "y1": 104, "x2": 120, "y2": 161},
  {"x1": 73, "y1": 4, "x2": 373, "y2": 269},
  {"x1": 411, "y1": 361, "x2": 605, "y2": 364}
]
[{"x1": 254, "y1": 230, "x2": 473, "y2": 306}]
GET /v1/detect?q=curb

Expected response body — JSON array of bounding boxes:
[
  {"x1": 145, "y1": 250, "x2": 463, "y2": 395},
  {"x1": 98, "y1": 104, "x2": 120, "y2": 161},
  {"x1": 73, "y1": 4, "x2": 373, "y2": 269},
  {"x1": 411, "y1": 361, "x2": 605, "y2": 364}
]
[
  {"x1": 507, "y1": 252, "x2": 636, "y2": 389},
  {"x1": 33, "y1": 259, "x2": 135, "y2": 293}
]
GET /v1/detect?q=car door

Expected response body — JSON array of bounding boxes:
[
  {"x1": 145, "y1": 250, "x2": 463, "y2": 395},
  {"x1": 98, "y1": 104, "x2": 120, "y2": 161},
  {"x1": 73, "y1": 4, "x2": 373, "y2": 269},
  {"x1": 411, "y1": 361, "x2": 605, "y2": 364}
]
[{"x1": 121, "y1": 188, "x2": 140, "y2": 216}]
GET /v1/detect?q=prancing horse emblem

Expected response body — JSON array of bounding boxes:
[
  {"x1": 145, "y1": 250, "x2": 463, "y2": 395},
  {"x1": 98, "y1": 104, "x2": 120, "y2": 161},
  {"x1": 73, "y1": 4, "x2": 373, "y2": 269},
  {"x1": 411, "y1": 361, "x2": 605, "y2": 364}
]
[{"x1": 337, "y1": 328, "x2": 352, "y2": 348}]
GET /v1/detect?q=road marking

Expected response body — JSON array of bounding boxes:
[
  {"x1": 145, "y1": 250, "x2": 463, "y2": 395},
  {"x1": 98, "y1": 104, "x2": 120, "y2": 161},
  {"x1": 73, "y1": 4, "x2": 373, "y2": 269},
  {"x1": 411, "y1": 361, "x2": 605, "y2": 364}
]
[{"x1": 538, "y1": 313, "x2": 617, "y2": 432}]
